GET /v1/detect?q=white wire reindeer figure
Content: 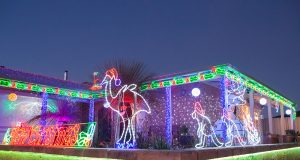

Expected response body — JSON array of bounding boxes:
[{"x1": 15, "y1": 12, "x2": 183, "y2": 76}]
[{"x1": 225, "y1": 77, "x2": 260, "y2": 146}]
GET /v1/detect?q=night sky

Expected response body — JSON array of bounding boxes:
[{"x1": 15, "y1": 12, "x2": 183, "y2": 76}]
[{"x1": 0, "y1": 1, "x2": 299, "y2": 108}]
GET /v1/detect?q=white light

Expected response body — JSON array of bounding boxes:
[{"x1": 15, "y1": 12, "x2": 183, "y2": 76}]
[
  {"x1": 192, "y1": 88, "x2": 201, "y2": 97},
  {"x1": 286, "y1": 109, "x2": 291, "y2": 115},
  {"x1": 259, "y1": 98, "x2": 267, "y2": 105}
]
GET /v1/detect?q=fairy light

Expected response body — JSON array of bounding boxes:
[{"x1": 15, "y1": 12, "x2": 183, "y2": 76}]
[
  {"x1": 40, "y1": 93, "x2": 48, "y2": 126},
  {"x1": 165, "y1": 87, "x2": 172, "y2": 147},
  {"x1": 89, "y1": 99, "x2": 94, "y2": 122},
  {"x1": 2, "y1": 123, "x2": 95, "y2": 147},
  {"x1": 76, "y1": 122, "x2": 96, "y2": 147}
]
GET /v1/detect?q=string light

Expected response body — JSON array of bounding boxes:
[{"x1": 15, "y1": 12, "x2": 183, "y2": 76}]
[
  {"x1": 89, "y1": 99, "x2": 94, "y2": 122},
  {"x1": 165, "y1": 87, "x2": 172, "y2": 147},
  {"x1": 2, "y1": 123, "x2": 95, "y2": 147}
]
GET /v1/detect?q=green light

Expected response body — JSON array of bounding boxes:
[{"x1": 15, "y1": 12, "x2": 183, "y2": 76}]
[
  {"x1": 70, "y1": 91, "x2": 79, "y2": 98},
  {"x1": 175, "y1": 78, "x2": 185, "y2": 85},
  {"x1": 92, "y1": 93, "x2": 100, "y2": 99},
  {"x1": 45, "y1": 87, "x2": 55, "y2": 94},
  {"x1": 0, "y1": 150, "x2": 109, "y2": 160},
  {"x1": 140, "y1": 64, "x2": 296, "y2": 110},
  {"x1": 189, "y1": 75, "x2": 199, "y2": 82},
  {"x1": 203, "y1": 73, "x2": 215, "y2": 80},
  {"x1": 15, "y1": 82, "x2": 28, "y2": 90},
  {"x1": 0, "y1": 79, "x2": 12, "y2": 87},
  {"x1": 31, "y1": 85, "x2": 42, "y2": 92},
  {"x1": 2, "y1": 128, "x2": 11, "y2": 145},
  {"x1": 163, "y1": 80, "x2": 172, "y2": 87},
  {"x1": 58, "y1": 89, "x2": 68, "y2": 96},
  {"x1": 81, "y1": 93, "x2": 90, "y2": 99},
  {"x1": 151, "y1": 81, "x2": 160, "y2": 89},
  {"x1": 213, "y1": 147, "x2": 300, "y2": 160},
  {"x1": 140, "y1": 84, "x2": 148, "y2": 91},
  {"x1": 215, "y1": 67, "x2": 226, "y2": 75},
  {"x1": 75, "y1": 122, "x2": 96, "y2": 147}
]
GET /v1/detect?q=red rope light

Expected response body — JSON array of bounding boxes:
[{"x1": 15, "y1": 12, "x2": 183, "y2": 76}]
[{"x1": 7, "y1": 123, "x2": 81, "y2": 147}]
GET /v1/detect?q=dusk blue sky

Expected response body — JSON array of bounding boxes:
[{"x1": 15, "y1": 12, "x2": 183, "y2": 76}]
[{"x1": 0, "y1": 1, "x2": 299, "y2": 107}]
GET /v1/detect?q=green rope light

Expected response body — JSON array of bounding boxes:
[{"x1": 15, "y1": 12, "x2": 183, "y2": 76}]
[
  {"x1": 0, "y1": 78, "x2": 104, "y2": 99},
  {"x1": 140, "y1": 64, "x2": 296, "y2": 110}
]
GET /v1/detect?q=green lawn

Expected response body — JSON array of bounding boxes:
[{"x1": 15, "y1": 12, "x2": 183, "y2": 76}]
[
  {"x1": 0, "y1": 150, "x2": 115, "y2": 160},
  {"x1": 213, "y1": 147, "x2": 300, "y2": 160}
]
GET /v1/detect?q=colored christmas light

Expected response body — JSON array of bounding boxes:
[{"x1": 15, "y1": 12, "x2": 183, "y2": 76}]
[
  {"x1": 89, "y1": 99, "x2": 95, "y2": 122},
  {"x1": 2, "y1": 123, "x2": 95, "y2": 147},
  {"x1": 7, "y1": 93, "x2": 17, "y2": 101},
  {"x1": 165, "y1": 87, "x2": 172, "y2": 147},
  {"x1": 140, "y1": 64, "x2": 296, "y2": 110},
  {"x1": 99, "y1": 68, "x2": 151, "y2": 149},
  {"x1": 0, "y1": 78, "x2": 104, "y2": 100},
  {"x1": 41, "y1": 93, "x2": 48, "y2": 126}
]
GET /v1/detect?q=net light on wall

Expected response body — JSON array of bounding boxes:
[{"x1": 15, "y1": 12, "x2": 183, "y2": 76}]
[{"x1": 191, "y1": 88, "x2": 201, "y2": 97}]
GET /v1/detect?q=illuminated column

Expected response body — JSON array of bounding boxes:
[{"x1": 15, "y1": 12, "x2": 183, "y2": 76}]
[
  {"x1": 40, "y1": 93, "x2": 48, "y2": 126},
  {"x1": 89, "y1": 99, "x2": 95, "y2": 122},
  {"x1": 267, "y1": 99, "x2": 273, "y2": 134},
  {"x1": 220, "y1": 76, "x2": 227, "y2": 143},
  {"x1": 165, "y1": 86, "x2": 172, "y2": 147},
  {"x1": 249, "y1": 90, "x2": 254, "y2": 121},
  {"x1": 280, "y1": 104, "x2": 285, "y2": 135},
  {"x1": 290, "y1": 109, "x2": 294, "y2": 130}
]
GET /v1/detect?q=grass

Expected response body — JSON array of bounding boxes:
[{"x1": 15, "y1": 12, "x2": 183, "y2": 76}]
[
  {"x1": 0, "y1": 150, "x2": 115, "y2": 160},
  {"x1": 212, "y1": 147, "x2": 300, "y2": 160}
]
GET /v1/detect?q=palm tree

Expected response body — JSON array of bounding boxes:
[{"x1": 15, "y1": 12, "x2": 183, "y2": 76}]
[{"x1": 99, "y1": 59, "x2": 155, "y2": 88}]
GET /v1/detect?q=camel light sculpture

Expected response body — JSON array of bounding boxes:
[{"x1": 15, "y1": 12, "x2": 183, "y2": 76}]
[{"x1": 98, "y1": 68, "x2": 151, "y2": 149}]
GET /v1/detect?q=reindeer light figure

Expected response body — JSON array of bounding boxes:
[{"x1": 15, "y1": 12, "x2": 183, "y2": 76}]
[
  {"x1": 225, "y1": 77, "x2": 260, "y2": 146},
  {"x1": 98, "y1": 68, "x2": 151, "y2": 148},
  {"x1": 192, "y1": 102, "x2": 223, "y2": 148}
]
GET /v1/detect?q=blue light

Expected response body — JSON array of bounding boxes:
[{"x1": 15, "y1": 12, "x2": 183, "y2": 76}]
[
  {"x1": 40, "y1": 93, "x2": 48, "y2": 126},
  {"x1": 220, "y1": 77, "x2": 227, "y2": 144},
  {"x1": 165, "y1": 87, "x2": 172, "y2": 147},
  {"x1": 89, "y1": 99, "x2": 94, "y2": 122}
]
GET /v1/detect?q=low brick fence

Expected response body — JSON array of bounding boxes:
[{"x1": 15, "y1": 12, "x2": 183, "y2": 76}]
[{"x1": 0, "y1": 143, "x2": 298, "y2": 160}]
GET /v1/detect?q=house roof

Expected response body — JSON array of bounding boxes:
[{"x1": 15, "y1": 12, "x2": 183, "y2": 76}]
[
  {"x1": 0, "y1": 66, "x2": 104, "y2": 99},
  {"x1": 140, "y1": 64, "x2": 296, "y2": 110}
]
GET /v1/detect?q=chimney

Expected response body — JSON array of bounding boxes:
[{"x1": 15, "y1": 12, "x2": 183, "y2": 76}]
[{"x1": 64, "y1": 70, "x2": 68, "y2": 80}]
